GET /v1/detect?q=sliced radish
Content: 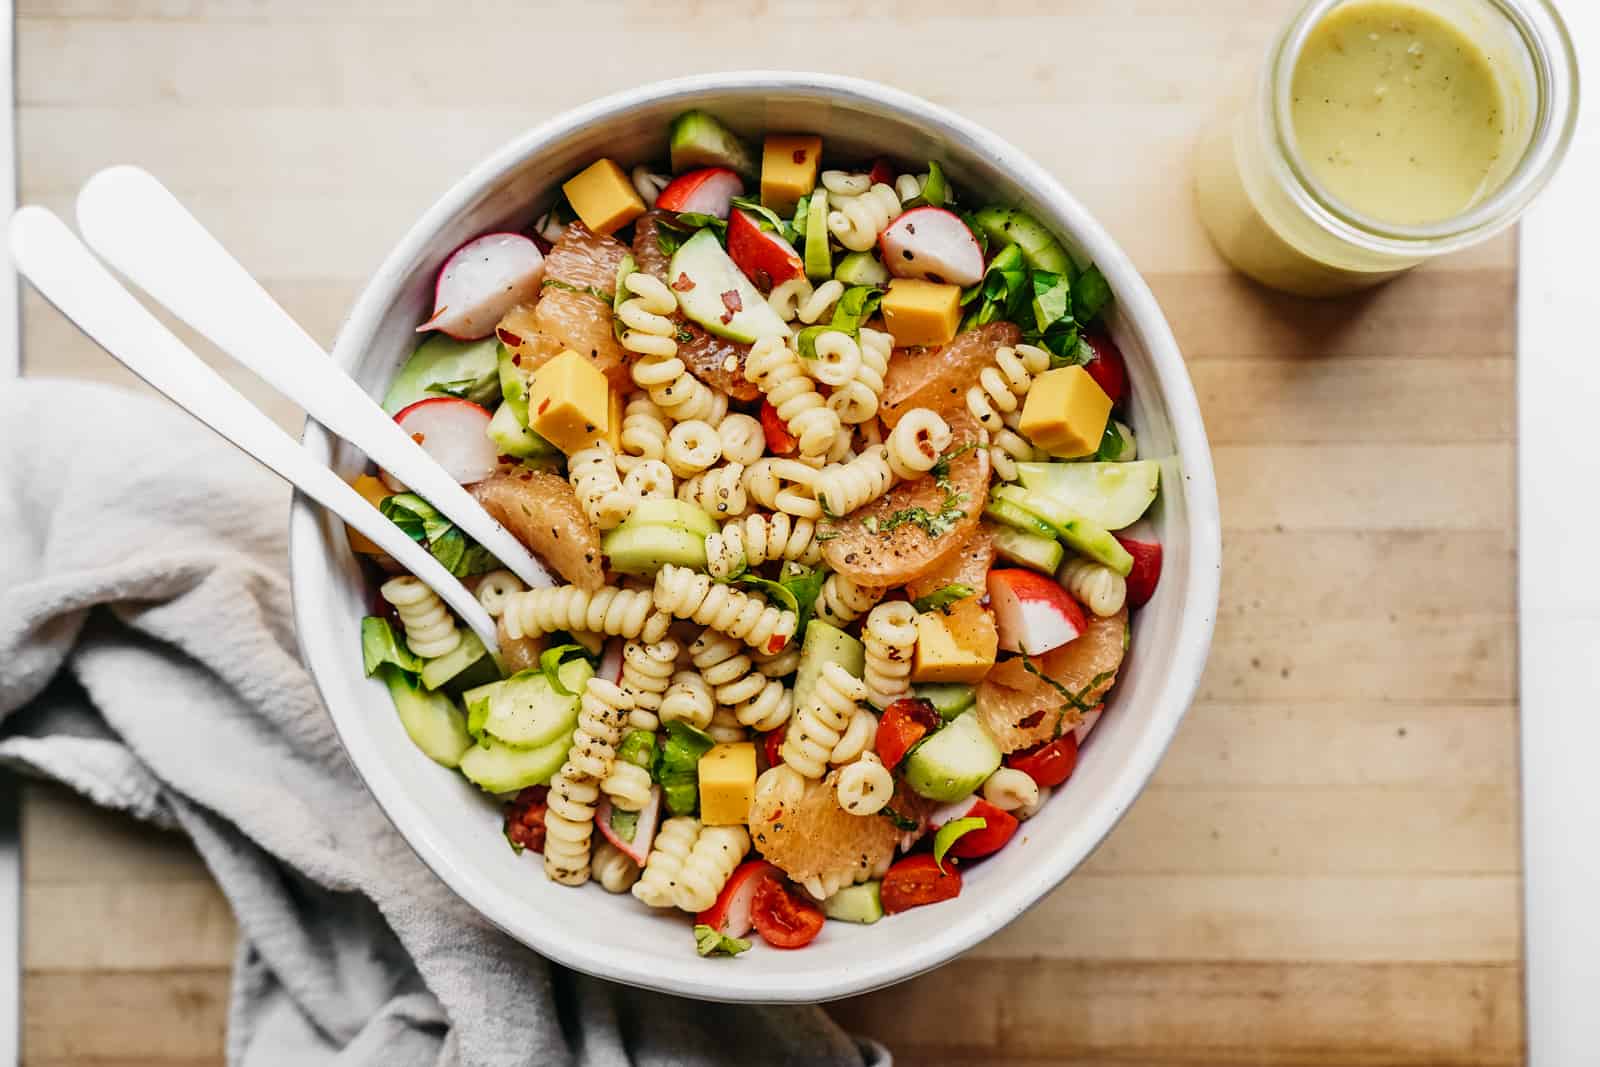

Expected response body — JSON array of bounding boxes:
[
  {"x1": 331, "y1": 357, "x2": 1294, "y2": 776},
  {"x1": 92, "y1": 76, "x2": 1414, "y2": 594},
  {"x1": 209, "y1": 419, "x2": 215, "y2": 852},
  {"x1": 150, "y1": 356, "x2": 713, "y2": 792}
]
[
  {"x1": 987, "y1": 568, "x2": 1088, "y2": 656},
  {"x1": 727, "y1": 209, "x2": 804, "y2": 290},
  {"x1": 1074, "y1": 706, "x2": 1103, "y2": 745},
  {"x1": 879, "y1": 207, "x2": 984, "y2": 287},
  {"x1": 595, "y1": 787, "x2": 660, "y2": 866},
  {"x1": 384, "y1": 397, "x2": 498, "y2": 489},
  {"x1": 417, "y1": 232, "x2": 545, "y2": 341},
  {"x1": 598, "y1": 639, "x2": 624, "y2": 685},
  {"x1": 655, "y1": 167, "x2": 744, "y2": 219},
  {"x1": 696, "y1": 859, "x2": 778, "y2": 938},
  {"x1": 926, "y1": 794, "x2": 980, "y2": 829}
]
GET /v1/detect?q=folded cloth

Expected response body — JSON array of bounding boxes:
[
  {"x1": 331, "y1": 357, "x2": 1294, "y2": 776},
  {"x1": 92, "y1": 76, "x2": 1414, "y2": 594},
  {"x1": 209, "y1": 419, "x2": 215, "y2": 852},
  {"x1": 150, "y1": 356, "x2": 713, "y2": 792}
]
[{"x1": 0, "y1": 379, "x2": 873, "y2": 1067}]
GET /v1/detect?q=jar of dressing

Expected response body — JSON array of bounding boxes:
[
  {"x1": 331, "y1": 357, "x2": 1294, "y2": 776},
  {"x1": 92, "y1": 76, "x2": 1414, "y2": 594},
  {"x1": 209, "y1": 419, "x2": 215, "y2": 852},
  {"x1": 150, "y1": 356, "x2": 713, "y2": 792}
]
[{"x1": 1194, "y1": 0, "x2": 1577, "y2": 297}]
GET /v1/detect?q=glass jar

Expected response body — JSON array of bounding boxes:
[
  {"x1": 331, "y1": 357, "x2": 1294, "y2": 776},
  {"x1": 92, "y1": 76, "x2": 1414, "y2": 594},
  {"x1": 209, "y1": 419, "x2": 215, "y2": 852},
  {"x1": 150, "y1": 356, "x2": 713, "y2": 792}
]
[{"x1": 1193, "y1": 0, "x2": 1578, "y2": 297}]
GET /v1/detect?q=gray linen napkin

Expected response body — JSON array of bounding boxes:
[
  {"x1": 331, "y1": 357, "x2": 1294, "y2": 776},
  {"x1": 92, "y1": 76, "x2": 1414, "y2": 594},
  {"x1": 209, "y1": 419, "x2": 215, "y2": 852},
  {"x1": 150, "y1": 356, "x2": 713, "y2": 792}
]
[{"x1": 0, "y1": 378, "x2": 873, "y2": 1067}]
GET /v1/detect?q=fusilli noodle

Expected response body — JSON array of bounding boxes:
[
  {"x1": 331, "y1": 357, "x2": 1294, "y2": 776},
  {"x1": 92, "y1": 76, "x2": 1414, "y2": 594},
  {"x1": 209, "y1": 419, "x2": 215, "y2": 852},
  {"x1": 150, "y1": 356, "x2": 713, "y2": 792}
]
[
  {"x1": 473, "y1": 569, "x2": 524, "y2": 619},
  {"x1": 621, "y1": 458, "x2": 675, "y2": 500},
  {"x1": 677, "y1": 462, "x2": 748, "y2": 519},
  {"x1": 543, "y1": 678, "x2": 634, "y2": 885},
  {"x1": 982, "y1": 766, "x2": 1041, "y2": 814},
  {"x1": 653, "y1": 565, "x2": 798, "y2": 653},
  {"x1": 828, "y1": 708, "x2": 878, "y2": 765},
  {"x1": 884, "y1": 408, "x2": 952, "y2": 481},
  {"x1": 591, "y1": 839, "x2": 642, "y2": 894},
  {"x1": 658, "y1": 669, "x2": 714, "y2": 730},
  {"x1": 814, "y1": 573, "x2": 885, "y2": 628},
  {"x1": 967, "y1": 344, "x2": 1050, "y2": 432},
  {"x1": 862, "y1": 600, "x2": 918, "y2": 708},
  {"x1": 815, "y1": 446, "x2": 893, "y2": 517},
  {"x1": 1060, "y1": 556, "x2": 1128, "y2": 617},
  {"x1": 672, "y1": 825, "x2": 750, "y2": 913},
  {"x1": 502, "y1": 585, "x2": 670, "y2": 644},
  {"x1": 716, "y1": 413, "x2": 766, "y2": 466},
  {"x1": 664, "y1": 419, "x2": 723, "y2": 477},
  {"x1": 618, "y1": 392, "x2": 669, "y2": 471},
  {"x1": 768, "y1": 277, "x2": 844, "y2": 324},
  {"x1": 835, "y1": 752, "x2": 894, "y2": 816},
  {"x1": 780, "y1": 662, "x2": 868, "y2": 779},
  {"x1": 808, "y1": 330, "x2": 862, "y2": 387},
  {"x1": 630, "y1": 166, "x2": 670, "y2": 208},
  {"x1": 743, "y1": 457, "x2": 822, "y2": 519},
  {"x1": 619, "y1": 637, "x2": 679, "y2": 730},
  {"x1": 829, "y1": 328, "x2": 890, "y2": 425},
  {"x1": 744, "y1": 336, "x2": 840, "y2": 459},
  {"x1": 633, "y1": 816, "x2": 700, "y2": 908},
  {"x1": 825, "y1": 182, "x2": 902, "y2": 251},
  {"x1": 707, "y1": 705, "x2": 747, "y2": 744},
  {"x1": 704, "y1": 512, "x2": 823, "y2": 579},
  {"x1": 601, "y1": 759, "x2": 654, "y2": 812},
  {"x1": 691, "y1": 630, "x2": 792, "y2": 732},
  {"x1": 751, "y1": 643, "x2": 802, "y2": 678},
  {"x1": 568, "y1": 441, "x2": 635, "y2": 530},
  {"x1": 621, "y1": 272, "x2": 728, "y2": 425},
  {"x1": 380, "y1": 577, "x2": 461, "y2": 658}
]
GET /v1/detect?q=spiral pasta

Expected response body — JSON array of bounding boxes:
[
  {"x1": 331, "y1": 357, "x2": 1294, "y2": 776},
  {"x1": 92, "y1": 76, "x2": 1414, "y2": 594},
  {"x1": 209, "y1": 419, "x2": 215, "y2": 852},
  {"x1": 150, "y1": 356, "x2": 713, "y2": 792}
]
[
  {"x1": 836, "y1": 752, "x2": 895, "y2": 816},
  {"x1": 633, "y1": 816, "x2": 701, "y2": 908},
  {"x1": 829, "y1": 327, "x2": 890, "y2": 425},
  {"x1": 967, "y1": 343, "x2": 1050, "y2": 433},
  {"x1": 601, "y1": 759, "x2": 654, "y2": 812},
  {"x1": 690, "y1": 630, "x2": 793, "y2": 732},
  {"x1": 473, "y1": 569, "x2": 524, "y2": 619},
  {"x1": 768, "y1": 277, "x2": 844, "y2": 325},
  {"x1": 704, "y1": 512, "x2": 822, "y2": 579},
  {"x1": 618, "y1": 392, "x2": 669, "y2": 471},
  {"x1": 716, "y1": 413, "x2": 765, "y2": 466},
  {"x1": 982, "y1": 766, "x2": 1041, "y2": 814},
  {"x1": 621, "y1": 272, "x2": 728, "y2": 425},
  {"x1": 884, "y1": 408, "x2": 953, "y2": 481},
  {"x1": 743, "y1": 457, "x2": 822, "y2": 519},
  {"x1": 826, "y1": 182, "x2": 902, "y2": 251},
  {"x1": 677, "y1": 462, "x2": 748, "y2": 519},
  {"x1": 808, "y1": 330, "x2": 863, "y2": 389},
  {"x1": 828, "y1": 708, "x2": 878, "y2": 765},
  {"x1": 814, "y1": 573, "x2": 885, "y2": 628},
  {"x1": 654, "y1": 564, "x2": 799, "y2": 653},
  {"x1": 543, "y1": 678, "x2": 634, "y2": 885},
  {"x1": 592, "y1": 839, "x2": 642, "y2": 894},
  {"x1": 751, "y1": 642, "x2": 802, "y2": 679},
  {"x1": 780, "y1": 662, "x2": 868, "y2": 779},
  {"x1": 1060, "y1": 556, "x2": 1129, "y2": 617},
  {"x1": 664, "y1": 419, "x2": 723, "y2": 478},
  {"x1": 630, "y1": 166, "x2": 670, "y2": 208},
  {"x1": 380, "y1": 577, "x2": 461, "y2": 658},
  {"x1": 985, "y1": 412, "x2": 1039, "y2": 483},
  {"x1": 814, "y1": 446, "x2": 894, "y2": 517},
  {"x1": 502, "y1": 585, "x2": 670, "y2": 644},
  {"x1": 620, "y1": 637, "x2": 679, "y2": 730},
  {"x1": 621, "y1": 459, "x2": 675, "y2": 500},
  {"x1": 658, "y1": 669, "x2": 714, "y2": 730},
  {"x1": 707, "y1": 705, "x2": 747, "y2": 744},
  {"x1": 862, "y1": 600, "x2": 918, "y2": 708},
  {"x1": 744, "y1": 336, "x2": 840, "y2": 459},
  {"x1": 568, "y1": 441, "x2": 635, "y2": 530},
  {"x1": 672, "y1": 825, "x2": 750, "y2": 913}
]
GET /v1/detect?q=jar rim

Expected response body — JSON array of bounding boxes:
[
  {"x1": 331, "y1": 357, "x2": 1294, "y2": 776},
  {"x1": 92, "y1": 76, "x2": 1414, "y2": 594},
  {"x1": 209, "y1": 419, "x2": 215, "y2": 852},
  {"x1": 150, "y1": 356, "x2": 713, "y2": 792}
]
[{"x1": 1263, "y1": 0, "x2": 1579, "y2": 254}]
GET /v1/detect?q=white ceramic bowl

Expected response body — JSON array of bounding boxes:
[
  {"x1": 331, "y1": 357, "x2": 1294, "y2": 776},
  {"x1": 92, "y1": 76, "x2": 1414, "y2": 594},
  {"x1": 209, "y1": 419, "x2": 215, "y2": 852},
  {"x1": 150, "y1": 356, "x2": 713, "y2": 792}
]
[{"x1": 289, "y1": 71, "x2": 1221, "y2": 1003}]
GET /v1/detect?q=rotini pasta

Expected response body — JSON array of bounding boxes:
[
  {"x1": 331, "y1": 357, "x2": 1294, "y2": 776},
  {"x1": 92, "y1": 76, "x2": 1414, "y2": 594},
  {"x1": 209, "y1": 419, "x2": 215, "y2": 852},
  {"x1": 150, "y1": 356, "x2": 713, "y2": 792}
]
[
  {"x1": 828, "y1": 708, "x2": 878, "y2": 765},
  {"x1": 742, "y1": 457, "x2": 822, "y2": 519},
  {"x1": 884, "y1": 408, "x2": 952, "y2": 481},
  {"x1": 835, "y1": 752, "x2": 895, "y2": 816},
  {"x1": 829, "y1": 327, "x2": 890, "y2": 425},
  {"x1": 716, "y1": 413, "x2": 765, "y2": 466},
  {"x1": 982, "y1": 766, "x2": 1041, "y2": 814},
  {"x1": 472, "y1": 569, "x2": 524, "y2": 620},
  {"x1": 808, "y1": 330, "x2": 863, "y2": 387},
  {"x1": 620, "y1": 272, "x2": 728, "y2": 425},
  {"x1": 750, "y1": 642, "x2": 802, "y2": 679},
  {"x1": 967, "y1": 343, "x2": 1050, "y2": 432},
  {"x1": 704, "y1": 511, "x2": 823, "y2": 579},
  {"x1": 780, "y1": 662, "x2": 868, "y2": 779},
  {"x1": 862, "y1": 600, "x2": 918, "y2": 708},
  {"x1": 621, "y1": 458, "x2": 675, "y2": 500},
  {"x1": 664, "y1": 419, "x2": 723, "y2": 477},
  {"x1": 633, "y1": 816, "x2": 701, "y2": 908},
  {"x1": 653, "y1": 565, "x2": 798, "y2": 653},
  {"x1": 543, "y1": 678, "x2": 634, "y2": 885},
  {"x1": 707, "y1": 705, "x2": 747, "y2": 744},
  {"x1": 768, "y1": 277, "x2": 845, "y2": 324},
  {"x1": 825, "y1": 182, "x2": 902, "y2": 251},
  {"x1": 744, "y1": 336, "x2": 840, "y2": 459},
  {"x1": 502, "y1": 585, "x2": 670, "y2": 644},
  {"x1": 672, "y1": 825, "x2": 751, "y2": 913},
  {"x1": 618, "y1": 392, "x2": 669, "y2": 471},
  {"x1": 601, "y1": 759, "x2": 654, "y2": 812},
  {"x1": 985, "y1": 412, "x2": 1039, "y2": 483},
  {"x1": 1060, "y1": 556, "x2": 1129, "y2": 617},
  {"x1": 677, "y1": 462, "x2": 748, "y2": 519},
  {"x1": 380, "y1": 576, "x2": 461, "y2": 658},
  {"x1": 690, "y1": 629, "x2": 793, "y2": 732},
  {"x1": 568, "y1": 441, "x2": 635, "y2": 530},
  {"x1": 591, "y1": 839, "x2": 642, "y2": 894},
  {"x1": 815, "y1": 446, "x2": 894, "y2": 517},
  {"x1": 619, "y1": 637, "x2": 679, "y2": 730},
  {"x1": 814, "y1": 573, "x2": 885, "y2": 628},
  {"x1": 658, "y1": 669, "x2": 714, "y2": 730},
  {"x1": 630, "y1": 165, "x2": 670, "y2": 208}
]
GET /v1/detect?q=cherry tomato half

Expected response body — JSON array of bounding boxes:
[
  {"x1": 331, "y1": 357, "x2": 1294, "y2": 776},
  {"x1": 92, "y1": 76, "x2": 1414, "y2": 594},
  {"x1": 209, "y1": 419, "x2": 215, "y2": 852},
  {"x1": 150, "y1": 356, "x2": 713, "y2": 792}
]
[
  {"x1": 760, "y1": 400, "x2": 797, "y2": 456},
  {"x1": 1005, "y1": 733, "x2": 1080, "y2": 789},
  {"x1": 1081, "y1": 329, "x2": 1127, "y2": 407},
  {"x1": 945, "y1": 799, "x2": 1020, "y2": 859},
  {"x1": 1115, "y1": 536, "x2": 1163, "y2": 608},
  {"x1": 868, "y1": 158, "x2": 897, "y2": 187},
  {"x1": 880, "y1": 853, "x2": 963, "y2": 914},
  {"x1": 876, "y1": 698, "x2": 940, "y2": 769},
  {"x1": 751, "y1": 877, "x2": 825, "y2": 949}
]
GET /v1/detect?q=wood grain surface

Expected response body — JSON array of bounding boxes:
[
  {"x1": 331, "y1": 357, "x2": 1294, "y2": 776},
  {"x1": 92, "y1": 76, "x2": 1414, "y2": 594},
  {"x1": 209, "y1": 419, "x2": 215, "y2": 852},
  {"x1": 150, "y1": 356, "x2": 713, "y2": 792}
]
[{"x1": 14, "y1": 1, "x2": 1522, "y2": 1063}]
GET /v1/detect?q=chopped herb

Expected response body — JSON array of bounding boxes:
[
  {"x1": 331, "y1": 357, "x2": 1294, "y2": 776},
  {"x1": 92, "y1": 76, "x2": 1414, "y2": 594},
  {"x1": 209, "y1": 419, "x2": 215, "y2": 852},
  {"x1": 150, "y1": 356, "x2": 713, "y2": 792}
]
[
  {"x1": 675, "y1": 326, "x2": 695, "y2": 344},
  {"x1": 933, "y1": 816, "x2": 985, "y2": 872},
  {"x1": 880, "y1": 806, "x2": 921, "y2": 832},
  {"x1": 674, "y1": 211, "x2": 729, "y2": 238},
  {"x1": 541, "y1": 277, "x2": 614, "y2": 303},
  {"x1": 861, "y1": 515, "x2": 880, "y2": 534},
  {"x1": 879, "y1": 504, "x2": 965, "y2": 539},
  {"x1": 538, "y1": 643, "x2": 587, "y2": 696},
  {"x1": 695, "y1": 924, "x2": 753, "y2": 958},
  {"x1": 361, "y1": 616, "x2": 423, "y2": 676},
  {"x1": 1022, "y1": 659, "x2": 1118, "y2": 730},
  {"x1": 730, "y1": 196, "x2": 797, "y2": 243},
  {"x1": 911, "y1": 584, "x2": 977, "y2": 614},
  {"x1": 380, "y1": 493, "x2": 498, "y2": 577},
  {"x1": 1073, "y1": 263, "x2": 1112, "y2": 323}
]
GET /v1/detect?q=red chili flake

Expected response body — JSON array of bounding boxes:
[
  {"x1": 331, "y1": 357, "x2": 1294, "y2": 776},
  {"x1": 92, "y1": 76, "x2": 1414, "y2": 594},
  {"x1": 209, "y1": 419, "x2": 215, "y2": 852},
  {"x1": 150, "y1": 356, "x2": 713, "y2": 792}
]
[
  {"x1": 767, "y1": 634, "x2": 787, "y2": 654},
  {"x1": 512, "y1": 353, "x2": 523, "y2": 366},
  {"x1": 719, "y1": 289, "x2": 742, "y2": 325},
  {"x1": 497, "y1": 454, "x2": 516, "y2": 464},
  {"x1": 497, "y1": 326, "x2": 523, "y2": 348},
  {"x1": 672, "y1": 272, "x2": 695, "y2": 292},
  {"x1": 537, "y1": 398, "x2": 551, "y2": 414},
  {"x1": 1017, "y1": 709, "x2": 1045, "y2": 730},
  {"x1": 411, "y1": 432, "x2": 425, "y2": 445},
  {"x1": 792, "y1": 149, "x2": 807, "y2": 164}
]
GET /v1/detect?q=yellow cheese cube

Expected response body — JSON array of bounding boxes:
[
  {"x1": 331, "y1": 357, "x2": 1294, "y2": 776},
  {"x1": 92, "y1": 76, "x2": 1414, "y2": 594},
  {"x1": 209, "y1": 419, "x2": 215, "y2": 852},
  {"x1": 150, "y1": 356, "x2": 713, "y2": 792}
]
[
  {"x1": 1018, "y1": 366, "x2": 1112, "y2": 459},
  {"x1": 761, "y1": 134, "x2": 823, "y2": 216},
  {"x1": 526, "y1": 349, "x2": 612, "y2": 455},
  {"x1": 345, "y1": 474, "x2": 391, "y2": 557},
  {"x1": 698, "y1": 742, "x2": 757, "y2": 826},
  {"x1": 882, "y1": 279, "x2": 962, "y2": 348},
  {"x1": 562, "y1": 158, "x2": 645, "y2": 236},
  {"x1": 911, "y1": 607, "x2": 997, "y2": 685}
]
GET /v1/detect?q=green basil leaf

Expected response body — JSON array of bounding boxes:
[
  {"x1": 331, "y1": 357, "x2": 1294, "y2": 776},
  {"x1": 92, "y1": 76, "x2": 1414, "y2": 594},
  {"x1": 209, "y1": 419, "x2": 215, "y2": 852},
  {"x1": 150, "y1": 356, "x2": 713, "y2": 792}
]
[
  {"x1": 911, "y1": 584, "x2": 977, "y2": 614},
  {"x1": 905, "y1": 160, "x2": 948, "y2": 209},
  {"x1": 730, "y1": 196, "x2": 797, "y2": 243},
  {"x1": 695, "y1": 924, "x2": 753, "y2": 958},
  {"x1": 733, "y1": 572, "x2": 800, "y2": 617},
  {"x1": 673, "y1": 212, "x2": 729, "y2": 239},
  {"x1": 933, "y1": 816, "x2": 986, "y2": 872},
  {"x1": 1030, "y1": 270, "x2": 1073, "y2": 334},
  {"x1": 879, "y1": 805, "x2": 921, "y2": 832},
  {"x1": 538, "y1": 643, "x2": 586, "y2": 696},
  {"x1": 1073, "y1": 263, "x2": 1112, "y2": 323},
  {"x1": 361, "y1": 616, "x2": 423, "y2": 676},
  {"x1": 829, "y1": 286, "x2": 884, "y2": 333}
]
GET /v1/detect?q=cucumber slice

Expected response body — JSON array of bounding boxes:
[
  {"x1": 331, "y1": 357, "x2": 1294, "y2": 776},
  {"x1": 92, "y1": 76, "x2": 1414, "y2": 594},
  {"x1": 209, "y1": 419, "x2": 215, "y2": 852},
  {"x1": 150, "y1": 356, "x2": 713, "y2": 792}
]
[
  {"x1": 497, "y1": 341, "x2": 531, "y2": 425},
  {"x1": 834, "y1": 251, "x2": 889, "y2": 286},
  {"x1": 603, "y1": 523, "x2": 709, "y2": 575},
  {"x1": 983, "y1": 497, "x2": 1056, "y2": 539},
  {"x1": 383, "y1": 333, "x2": 499, "y2": 415},
  {"x1": 1014, "y1": 460, "x2": 1160, "y2": 531},
  {"x1": 487, "y1": 400, "x2": 557, "y2": 460},
  {"x1": 420, "y1": 629, "x2": 500, "y2": 692},
  {"x1": 378, "y1": 664, "x2": 473, "y2": 768},
  {"x1": 992, "y1": 485, "x2": 1134, "y2": 576},
  {"x1": 669, "y1": 229, "x2": 789, "y2": 343},
  {"x1": 912, "y1": 683, "x2": 976, "y2": 720},
  {"x1": 459, "y1": 733, "x2": 570, "y2": 794},
  {"x1": 669, "y1": 110, "x2": 757, "y2": 178},
  {"x1": 903, "y1": 710, "x2": 1002, "y2": 803},
  {"x1": 804, "y1": 189, "x2": 832, "y2": 281},
  {"x1": 627, "y1": 498, "x2": 718, "y2": 538},
  {"x1": 481, "y1": 661, "x2": 591, "y2": 747},
  {"x1": 989, "y1": 524, "x2": 1065, "y2": 574},
  {"x1": 822, "y1": 881, "x2": 884, "y2": 924},
  {"x1": 793, "y1": 619, "x2": 865, "y2": 712},
  {"x1": 970, "y1": 206, "x2": 1073, "y2": 275},
  {"x1": 463, "y1": 679, "x2": 499, "y2": 740}
]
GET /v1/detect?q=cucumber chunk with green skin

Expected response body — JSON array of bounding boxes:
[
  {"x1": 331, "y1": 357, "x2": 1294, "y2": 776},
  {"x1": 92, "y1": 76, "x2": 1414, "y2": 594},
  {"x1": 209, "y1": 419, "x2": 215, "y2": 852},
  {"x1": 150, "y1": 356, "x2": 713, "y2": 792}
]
[
  {"x1": 625, "y1": 498, "x2": 718, "y2": 538},
  {"x1": 497, "y1": 342, "x2": 531, "y2": 425},
  {"x1": 420, "y1": 629, "x2": 500, "y2": 693},
  {"x1": 793, "y1": 619, "x2": 866, "y2": 712},
  {"x1": 487, "y1": 400, "x2": 558, "y2": 460},
  {"x1": 983, "y1": 497, "x2": 1056, "y2": 540},
  {"x1": 480, "y1": 661, "x2": 591, "y2": 747},
  {"x1": 822, "y1": 881, "x2": 884, "y2": 924},
  {"x1": 669, "y1": 229, "x2": 789, "y2": 344},
  {"x1": 834, "y1": 251, "x2": 889, "y2": 286},
  {"x1": 669, "y1": 111, "x2": 758, "y2": 178},
  {"x1": 459, "y1": 732, "x2": 571, "y2": 794},
  {"x1": 993, "y1": 486, "x2": 1134, "y2": 576},
  {"x1": 903, "y1": 710, "x2": 1003, "y2": 803},
  {"x1": 1014, "y1": 460, "x2": 1160, "y2": 531},
  {"x1": 603, "y1": 523, "x2": 708, "y2": 575},
  {"x1": 378, "y1": 664, "x2": 473, "y2": 768},
  {"x1": 970, "y1": 206, "x2": 1073, "y2": 275},
  {"x1": 912, "y1": 683, "x2": 977, "y2": 720},
  {"x1": 989, "y1": 523, "x2": 1066, "y2": 574},
  {"x1": 383, "y1": 333, "x2": 500, "y2": 415},
  {"x1": 804, "y1": 189, "x2": 832, "y2": 281}
]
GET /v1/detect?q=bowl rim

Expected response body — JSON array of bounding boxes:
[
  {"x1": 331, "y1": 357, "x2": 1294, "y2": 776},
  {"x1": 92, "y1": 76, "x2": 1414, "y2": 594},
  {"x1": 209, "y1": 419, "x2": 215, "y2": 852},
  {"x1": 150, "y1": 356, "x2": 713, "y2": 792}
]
[{"x1": 289, "y1": 70, "x2": 1222, "y2": 1002}]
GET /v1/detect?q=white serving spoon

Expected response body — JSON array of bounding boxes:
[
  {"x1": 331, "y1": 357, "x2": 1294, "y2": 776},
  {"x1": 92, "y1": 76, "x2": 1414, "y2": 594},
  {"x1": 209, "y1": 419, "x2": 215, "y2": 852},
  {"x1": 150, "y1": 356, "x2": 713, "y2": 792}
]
[
  {"x1": 7, "y1": 205, "x2": 502, "y2": 654},
  {"x1": 73, "y1": 164, "x2": 554, "y2": 592}
]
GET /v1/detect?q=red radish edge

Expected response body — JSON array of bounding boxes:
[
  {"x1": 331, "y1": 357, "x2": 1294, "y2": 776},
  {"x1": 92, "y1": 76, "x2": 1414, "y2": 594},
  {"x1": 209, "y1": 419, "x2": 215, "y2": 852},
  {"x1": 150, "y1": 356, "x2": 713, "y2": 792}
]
[
  {"x1": 598, "y1": 639, "x2": 624, "y2": 684},
  {"x1": 986, "y1": 569, "x2": 1088, "y2": 656},
  {"x1": 1074, "y1": 706, "x2": 1103, "y2": 745},
  {"x1": 878, "y1": 206, "x2": 985, "y2": 287},
  {"x1": 727, "y1": 209, "x2": 804, "y2": 290},
  {"x1": 388, "y1": 397, "x2": 498, "y2": 487},
  {"x1": 418, "y1": 231, "x2": 545, "y2": 341},
  {"x1": 655, "y1": 168, "x2": 744, "y2": 219},
  {"x1": 595, "y1": 787, "x2": 660, "y2": 866},
  {"x1": 696, "y1": 860, "x2": 778, "y2": 938}
]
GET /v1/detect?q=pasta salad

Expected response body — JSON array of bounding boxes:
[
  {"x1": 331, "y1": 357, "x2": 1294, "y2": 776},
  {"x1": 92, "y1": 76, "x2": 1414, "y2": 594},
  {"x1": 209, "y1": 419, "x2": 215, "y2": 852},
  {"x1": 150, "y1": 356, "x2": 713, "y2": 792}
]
[{"x1": 352, "y1": 110, "x2": 1164, "y2": 954}]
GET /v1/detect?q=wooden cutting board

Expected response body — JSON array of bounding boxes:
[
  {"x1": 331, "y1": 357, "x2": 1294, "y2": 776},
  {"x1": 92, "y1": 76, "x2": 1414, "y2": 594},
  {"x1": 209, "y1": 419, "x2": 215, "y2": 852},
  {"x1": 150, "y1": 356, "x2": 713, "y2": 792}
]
[{"x1": 15, "y1": 1, "x2": 1520, "y2": 1063}]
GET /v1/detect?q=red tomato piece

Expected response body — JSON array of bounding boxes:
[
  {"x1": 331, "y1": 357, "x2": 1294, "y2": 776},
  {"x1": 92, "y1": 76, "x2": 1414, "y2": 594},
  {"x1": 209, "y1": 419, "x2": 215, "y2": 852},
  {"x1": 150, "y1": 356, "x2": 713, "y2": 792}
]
[
  {"x1": 880, "y1": 853, "x2": 963, "y2": 914},
  {"x1": 945, "y1": 799, "x2": 1020, "y2": 859},
  {"x1": 1114, "y1": 536, "x2": 1163, "y2": 608},
  {"x1": 876, "y1": 698, "x2": 940, "y2": 769},
  {"x1": 697, "y1": 860, "x2": 779, "y2": 939},
  {"x1": 760, "y1": 400, "x2": 798, "y2": 455},
  {"x1": 503, "y1": 786, "x2": 549, "y2": 853},
  {"x1": 761, "y1": 729, "x2": 785, "y2": 769},
  {"x1": 751, "y1": 877, "x2": 825, "y2": 949},
  {"x1": 727, "y1": 209, "x2": 804, "y2": 292},
  {"x1": 1081, "y1": 329, "x2": 1127, "y2": 407},
  {"x1": 1005, "y1": 733, "x2": 1080, "y2": 789},
  {"x1": 868, "y1": 158, "x2": 896, "y2": 187}
]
